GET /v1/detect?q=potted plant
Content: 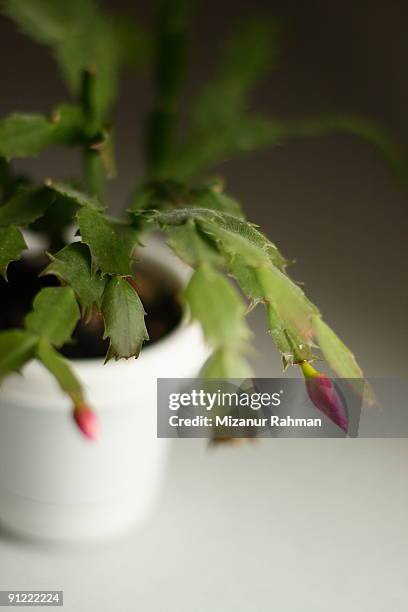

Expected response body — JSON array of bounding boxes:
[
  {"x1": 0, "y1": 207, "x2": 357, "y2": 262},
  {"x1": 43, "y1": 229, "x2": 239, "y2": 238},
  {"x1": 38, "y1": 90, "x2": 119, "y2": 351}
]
[{"x1": 0, "y1": 0, "x2": 400, "y2": 541}]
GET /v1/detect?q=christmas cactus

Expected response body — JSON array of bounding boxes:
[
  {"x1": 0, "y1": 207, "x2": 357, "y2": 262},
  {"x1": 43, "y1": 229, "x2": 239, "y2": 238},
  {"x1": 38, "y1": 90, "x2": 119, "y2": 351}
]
[{"x1": 0, "y1": 0, "x2": 401, "y2": 437}]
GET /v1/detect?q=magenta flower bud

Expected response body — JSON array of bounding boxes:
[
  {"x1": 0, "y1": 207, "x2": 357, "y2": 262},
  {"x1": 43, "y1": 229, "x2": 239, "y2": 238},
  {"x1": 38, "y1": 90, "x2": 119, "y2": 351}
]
[
  {"x1": 73, "y1": 405, "x2": 100, "y2": 441},
  {"x1": 300, "y1": 362, "x2": 349, "y2": 433}
]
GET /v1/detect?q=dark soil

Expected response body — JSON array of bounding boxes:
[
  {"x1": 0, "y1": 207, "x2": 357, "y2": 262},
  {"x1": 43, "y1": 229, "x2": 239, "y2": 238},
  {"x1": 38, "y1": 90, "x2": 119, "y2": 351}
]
[{"x1": 0, "y1": 255, "x2": 183, "y2": 359}]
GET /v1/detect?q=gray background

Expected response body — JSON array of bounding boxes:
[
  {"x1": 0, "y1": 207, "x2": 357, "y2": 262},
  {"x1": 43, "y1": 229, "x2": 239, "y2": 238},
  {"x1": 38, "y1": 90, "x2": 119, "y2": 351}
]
[{"x1": 0, "y1": 1, "x2": 407, "y2": 610}]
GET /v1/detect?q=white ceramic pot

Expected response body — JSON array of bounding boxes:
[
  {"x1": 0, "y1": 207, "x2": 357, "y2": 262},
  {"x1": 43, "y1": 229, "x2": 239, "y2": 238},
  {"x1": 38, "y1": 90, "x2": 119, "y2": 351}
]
[{"x1": 0, "y1": 239, "x2": 208, "y2": 542}]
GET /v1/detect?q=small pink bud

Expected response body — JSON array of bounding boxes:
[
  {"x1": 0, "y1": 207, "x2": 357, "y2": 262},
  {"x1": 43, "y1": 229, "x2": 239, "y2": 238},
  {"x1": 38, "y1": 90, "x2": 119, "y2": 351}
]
[
  {"x1": 300, "y1": 362, "x2": 349, "y2": 433},
  {"x1": 73, "y1": 405, "x2": 100, "y2": 441}
]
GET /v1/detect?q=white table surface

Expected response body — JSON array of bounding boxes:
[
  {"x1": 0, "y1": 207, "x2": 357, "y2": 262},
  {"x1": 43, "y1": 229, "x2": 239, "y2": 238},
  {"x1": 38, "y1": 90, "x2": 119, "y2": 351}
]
[
  {"x1": 1, "y1": 311, "x2": 407, "y2": 611},
  {"x1": 1, "y1": 437, "x2": 407, "y2": 611}
]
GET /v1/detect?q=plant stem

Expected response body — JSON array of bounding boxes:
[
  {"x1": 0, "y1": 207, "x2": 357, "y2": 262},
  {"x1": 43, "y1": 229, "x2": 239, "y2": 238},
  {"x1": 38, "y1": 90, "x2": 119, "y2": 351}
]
[
  {"x1": 80, "y1": 69, "x2": 105, "y2": 201},
  {"x1": 84, "y1": 147, "x2": 104, "y2": 201},
  {"x1": 145, "y1": 0, "x2": 192, "y2": 177}
]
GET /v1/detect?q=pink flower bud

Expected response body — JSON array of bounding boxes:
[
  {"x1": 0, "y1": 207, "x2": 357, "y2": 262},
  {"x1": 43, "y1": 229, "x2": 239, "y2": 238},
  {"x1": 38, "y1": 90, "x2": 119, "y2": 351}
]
[
  {"x1": 300, "y1": 362, "x2": 348, "y2": 433},
  {"x1": 73, "y1": 405, "x2": 100, "y2": 441}
]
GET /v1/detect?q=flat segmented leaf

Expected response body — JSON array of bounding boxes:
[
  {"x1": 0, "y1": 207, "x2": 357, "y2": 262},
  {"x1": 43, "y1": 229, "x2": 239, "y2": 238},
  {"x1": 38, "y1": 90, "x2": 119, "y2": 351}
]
[
  {"x1": 165, "y1": 110, "x2": 403, "y2": 183},
  {"x1": 36, "y1": 340, "x2": 83, "y2": 404},
  {"x1": 226, "y1": 254, "x2": 264, "y2": 301},
  {"x1": 101, "y1": 276, "x2": 149, "y2": 361},
  {"x1": 261, "y1": 114, "x2": 405, "y2": 179},
  {"x1": 200, "y1": 348, "x2": 253, "y2": 379},
  {"x1": 0, "y1": 330, "x2": 39, "y2": 382},
  {"x1": 0, "y1": 226, "x2": 27, "y2": 279},
  {"x1": 256, "y1": 265, "x2": 319, "y2": 341},
  {"x1": 0, "y1": 105, "x2": 84, "y2": 160},
  {"x1": 184, "y1": 264, "x2": 251, "y2": 349},
  {"x1": 193, "y1": 19, "x2": 278, "y2": 130},
  {"x1": 150, "y1": 207, "x2": 287, "y2": 270},
  {"x1": 166, "y1": 220, "x2": 222, "y2": 268},
  {"x1": 2, "y1": 0, "x2": 136, "y2": 123},
  {"x1": 42, "y1": 243, "x2": 106, "y2": 319},
  {"x1": 25, "y1": 287, "x2": 80, "y2": 348},
  {"x1": 198, "y1": 217, "x2": 278, "y2": 268},
  {"x1": 78, "y1": 207, "x2": 140, "y2": 276},
  {"x1": 312, "y1": 316, "x2": 376, "y2": 405},
  {"x1": 0, "y1": 187, "x2": 55, "y2": 227},
  {"x1": 227, "y1": 253, "x2": 314, "y2": 368},
  {"x1": 166, "y1": 115, "x2": 284, "y2": 180},
  {"x1": 48, "y1": 182, "x2": 104, "y2": 211},
  {"x1": 1, "y1": 0, "x2": 94, "y2": 45},
  {"x1": 157, "y1": 19, "x2": 280, "y2": 179},
  {"x1": 266, "y1": 303, "x2": 313, "y2": 369}
]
